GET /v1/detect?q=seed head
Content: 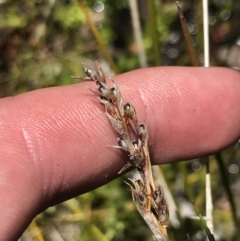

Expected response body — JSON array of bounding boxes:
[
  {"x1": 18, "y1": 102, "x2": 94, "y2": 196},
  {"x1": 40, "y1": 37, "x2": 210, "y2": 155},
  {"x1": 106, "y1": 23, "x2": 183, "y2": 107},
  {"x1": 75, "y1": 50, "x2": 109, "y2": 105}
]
[{"x1": 83, "y1": 62, "x2": 169, "y2": 239}]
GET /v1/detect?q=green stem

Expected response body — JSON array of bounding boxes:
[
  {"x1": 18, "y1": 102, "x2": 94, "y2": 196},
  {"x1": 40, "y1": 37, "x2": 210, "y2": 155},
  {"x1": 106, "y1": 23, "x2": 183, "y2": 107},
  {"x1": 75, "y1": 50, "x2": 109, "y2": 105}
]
[
  {"x1": 215, "y1": 153, "x2": 239, "y2": 230},
  {"x1": 147, "y1": 0, "x2": 160, "y2": 66},
  {"x1": 78, "y1": 0, "x2": 119, "y2": 74}
]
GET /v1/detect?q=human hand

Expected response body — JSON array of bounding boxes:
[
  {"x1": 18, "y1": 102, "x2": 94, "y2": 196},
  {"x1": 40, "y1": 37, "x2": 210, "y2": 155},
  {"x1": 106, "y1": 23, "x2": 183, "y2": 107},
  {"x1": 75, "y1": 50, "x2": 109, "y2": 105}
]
[{"x1": 0, "y1": 67, "x2": 239, "y2": 240}]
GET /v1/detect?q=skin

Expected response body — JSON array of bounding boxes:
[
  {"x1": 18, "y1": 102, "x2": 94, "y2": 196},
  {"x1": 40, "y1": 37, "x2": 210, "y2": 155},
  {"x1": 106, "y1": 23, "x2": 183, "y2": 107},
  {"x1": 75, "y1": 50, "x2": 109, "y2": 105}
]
[{"x1": 0, "y1": 67, "x2": 240, "y2": 240}]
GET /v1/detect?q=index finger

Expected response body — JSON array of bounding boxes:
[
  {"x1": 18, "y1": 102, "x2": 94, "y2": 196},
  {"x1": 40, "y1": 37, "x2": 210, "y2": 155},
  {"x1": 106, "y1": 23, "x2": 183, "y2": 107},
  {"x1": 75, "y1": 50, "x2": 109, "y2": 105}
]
[{"x1": 0, "y1": 67, "x2": 239, "y2": 240}]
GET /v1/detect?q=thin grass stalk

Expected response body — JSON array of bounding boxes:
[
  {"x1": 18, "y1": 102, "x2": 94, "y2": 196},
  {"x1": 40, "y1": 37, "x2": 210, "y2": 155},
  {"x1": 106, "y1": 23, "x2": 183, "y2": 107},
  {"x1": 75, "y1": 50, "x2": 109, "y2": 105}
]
[
  {"x1": 175, "y1": 1, "x2": 199, "y2": 66},
  {"x1": 90, "y1": 224, "x2": 111, "y2": 241},
  {"x1": 29, "y1": 219, "x2": 45, "y2": 241},
  {"x1": 204, "y1": 157, "x2": 213, "y2": 233},
  {"x1": 193, "y1": 204, "x2": 216, "y2": 241},
  {"x1": 63, "y1": 199, "x2": 82, "y2": 213},
  {"x1": 78, "y1": 0, "x2": 119, "y2": 74},
  {"x1": 147, "y1": 0, "x2": 160, "y2": 66},
  {"x1": 215, "y1": 153, "x2": 239, "y2": 230},
  {"x1": 129, "y1": 0, "x2": 147, "y2": 67},
  {"x1": 58, "y1": 208, "x2": 115, "y2": 222},
  {"x1": 202, "y1": 0, "x2": 213, "y2": 234},
  {"x1": 176, "y1": 0, "x2": 214, "y2": 237},
  {"x1": 203, "y1": 0, "x2": 210, "y2": 67}
]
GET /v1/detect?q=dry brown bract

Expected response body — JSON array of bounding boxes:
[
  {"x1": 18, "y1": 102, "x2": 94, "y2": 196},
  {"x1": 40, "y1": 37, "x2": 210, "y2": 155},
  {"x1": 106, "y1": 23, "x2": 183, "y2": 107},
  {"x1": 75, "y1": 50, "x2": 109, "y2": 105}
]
[{"x1": 76, "y1": 61, "x2": 169, "y2": 241}]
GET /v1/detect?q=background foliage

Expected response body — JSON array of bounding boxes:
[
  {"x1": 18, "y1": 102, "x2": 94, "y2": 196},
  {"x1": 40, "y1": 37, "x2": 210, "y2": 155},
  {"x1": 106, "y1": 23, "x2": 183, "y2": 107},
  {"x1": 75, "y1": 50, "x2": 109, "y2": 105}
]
[{"x1": 0, "y1": 0, "x2": 240, "y2": 240}]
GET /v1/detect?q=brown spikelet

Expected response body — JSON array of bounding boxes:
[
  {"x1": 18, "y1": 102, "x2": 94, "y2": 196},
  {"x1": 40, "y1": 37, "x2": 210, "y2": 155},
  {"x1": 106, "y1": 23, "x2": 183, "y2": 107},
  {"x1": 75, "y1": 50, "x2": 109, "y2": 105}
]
[{"x1": 78, "y1": 61, "x2": 169, "y2": 241}]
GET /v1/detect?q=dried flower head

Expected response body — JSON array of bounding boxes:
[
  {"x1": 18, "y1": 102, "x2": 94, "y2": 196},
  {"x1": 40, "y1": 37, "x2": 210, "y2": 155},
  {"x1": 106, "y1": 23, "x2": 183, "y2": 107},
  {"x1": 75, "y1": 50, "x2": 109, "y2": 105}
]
[{"x1": 78, "y1": 61, "x2": 169, "y2": 241}]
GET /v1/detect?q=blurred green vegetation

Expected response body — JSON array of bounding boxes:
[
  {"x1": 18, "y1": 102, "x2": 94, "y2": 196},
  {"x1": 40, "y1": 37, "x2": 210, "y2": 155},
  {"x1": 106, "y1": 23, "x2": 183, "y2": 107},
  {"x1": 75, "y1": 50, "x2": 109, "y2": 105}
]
[{"x1": 0, "y1": 0, "x2": 239, "y2": 240}]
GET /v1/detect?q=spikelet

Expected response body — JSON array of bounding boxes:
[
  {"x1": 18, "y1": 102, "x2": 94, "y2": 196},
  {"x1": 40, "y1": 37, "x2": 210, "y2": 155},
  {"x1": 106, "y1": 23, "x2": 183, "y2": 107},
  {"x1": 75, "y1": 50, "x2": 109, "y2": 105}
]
[{"x1": 78, "y1": 61, "x2": 169, "y2": 241}]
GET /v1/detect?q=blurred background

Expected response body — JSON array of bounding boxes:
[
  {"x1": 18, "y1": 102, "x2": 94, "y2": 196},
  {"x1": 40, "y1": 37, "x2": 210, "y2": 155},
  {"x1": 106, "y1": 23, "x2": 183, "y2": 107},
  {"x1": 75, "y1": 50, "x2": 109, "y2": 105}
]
[{"x1": 0, "y1": 0, "x2": 239, "y2": 240}]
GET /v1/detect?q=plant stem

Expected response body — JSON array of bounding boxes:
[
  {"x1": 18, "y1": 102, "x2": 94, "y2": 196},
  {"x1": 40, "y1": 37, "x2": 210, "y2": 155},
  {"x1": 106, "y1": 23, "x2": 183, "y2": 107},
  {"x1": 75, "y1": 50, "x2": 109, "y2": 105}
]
[
  {"x1": 175, "y1": 1, "x2": 199, "y2": 66},
  {"x1": 78, "y1": 0, "x2": 119, "y2": 74},
  {"x1": 203, "y1": 0, "x2": 210, "y2": 67},
  {"x1": 129, "y1": 0, "x2": 147, "y2": 67},
  {"x1": 147, "y1": 0, "x2": 160, "y2": 66}
]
